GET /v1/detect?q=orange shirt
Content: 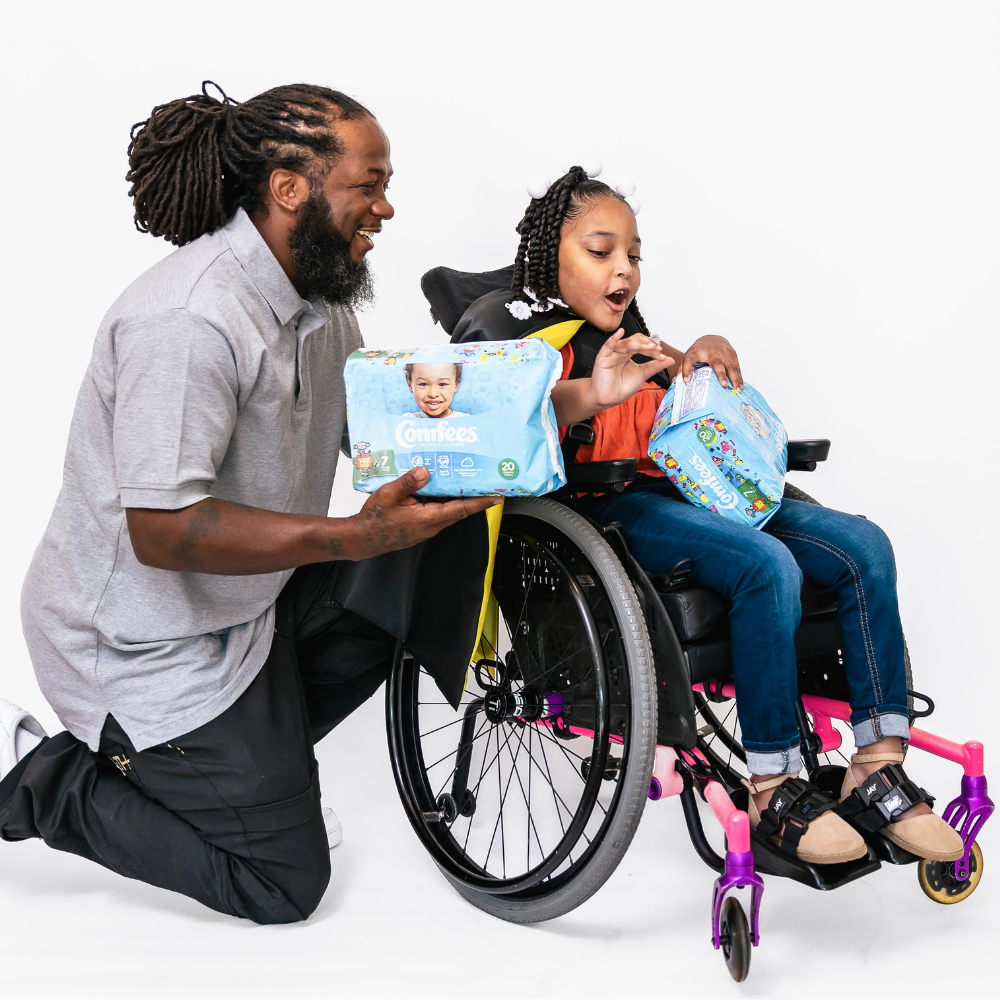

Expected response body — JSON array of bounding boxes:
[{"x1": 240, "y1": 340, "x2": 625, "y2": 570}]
[{"x1": 557, "y1": 343, "x2": 666, "y2": 478}]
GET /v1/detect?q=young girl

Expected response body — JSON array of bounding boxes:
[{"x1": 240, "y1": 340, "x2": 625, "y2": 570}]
[{"x1": 453, "y1": 166, "x2": 963, "y2": 866}]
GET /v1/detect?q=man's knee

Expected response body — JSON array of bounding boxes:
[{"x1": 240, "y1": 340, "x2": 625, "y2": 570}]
[{"x1": 235, "y1": 827, "x2": 331, "y2": 925}]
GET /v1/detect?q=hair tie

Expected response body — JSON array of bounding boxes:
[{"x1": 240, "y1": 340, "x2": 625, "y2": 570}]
[
  {"x1": 526, "y1": 163, "x2": 640, "y2": 213},
  {"x1": 526, "y1": 175, "x2": 551, "y2": 200}
]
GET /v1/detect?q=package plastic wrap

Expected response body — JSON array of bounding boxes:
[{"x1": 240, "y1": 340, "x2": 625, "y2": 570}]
[
  {"x1": 344, "y1": 339, "x2": 566, "y2": 497},
  {"x1": 648, "y1": 363, "x2": 788, "y2": 528}
]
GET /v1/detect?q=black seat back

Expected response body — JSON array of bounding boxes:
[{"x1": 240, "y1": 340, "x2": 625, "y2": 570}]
[{"x1": 421, "y1": 265, "x2": 514, "y2": 337}]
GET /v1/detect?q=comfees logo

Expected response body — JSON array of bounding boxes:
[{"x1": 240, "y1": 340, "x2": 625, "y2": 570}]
[
  {"x1": 687, "y1": 453, "x2": 739, "y2": 509},
  {"x1": 395, "y1": 419, "x2": 479, "y2": 447}
]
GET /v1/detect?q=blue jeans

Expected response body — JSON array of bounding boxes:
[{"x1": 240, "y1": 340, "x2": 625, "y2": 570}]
[{"x1": 579, "y1": 480, "x2": 910, "y2": 775}]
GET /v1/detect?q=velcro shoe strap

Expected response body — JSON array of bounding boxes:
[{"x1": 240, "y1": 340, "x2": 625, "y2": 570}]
[
  {"x1": 843, "y1": 764, "x2": 935, "y2": 829},
  {"x1": 759, "y1": 778, "x2": 837, "y2": 855}
]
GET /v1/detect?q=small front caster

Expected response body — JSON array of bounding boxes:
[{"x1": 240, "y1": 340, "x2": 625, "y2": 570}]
[
  {"x1": 918, "y1": 841, "x2": 983, "y2": 904},
  {"x1": 719, "y1": 896, "x2": 751, "y2": 982}
]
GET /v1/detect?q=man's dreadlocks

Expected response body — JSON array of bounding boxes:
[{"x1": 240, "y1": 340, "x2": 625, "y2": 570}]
[
  {"x1": 511, "y1": 166, "x2": 650, "y2": 333},
  {"x1": 126, "y1": 81, "x2": 372, "y2": 247}
]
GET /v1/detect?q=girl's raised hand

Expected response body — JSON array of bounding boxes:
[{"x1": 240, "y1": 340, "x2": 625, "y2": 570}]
[
  {"x1": 680, "y1": 335, "x2": 743, "y2": 390},
  {"x1": 590, "y1": 330, "x2": 674, "y2": 409}
]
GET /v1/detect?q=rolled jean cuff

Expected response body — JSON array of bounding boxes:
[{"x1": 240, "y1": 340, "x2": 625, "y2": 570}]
[
  {"x1": 853, "y1": 712, "x2": 910, "y2": 748},
  {"x1": 745, "y1": 744, "x2": 801, "y2": 776}
]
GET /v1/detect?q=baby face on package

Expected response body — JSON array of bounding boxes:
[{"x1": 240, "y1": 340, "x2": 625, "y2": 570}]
[
  {"x1": 404, "y1": 363, "x2": 466, "y2": 419},
  {"x1": 344, "y1": 339, "x2": 566, "y2": 497}
]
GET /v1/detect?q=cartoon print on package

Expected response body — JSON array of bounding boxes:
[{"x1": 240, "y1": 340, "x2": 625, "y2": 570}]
[
  {"x1": 344, "y1": 339, "x2": 566, "y2": 497},
  {"x1": 648, "y1": 363, "x2": 788, "y2": 528}
]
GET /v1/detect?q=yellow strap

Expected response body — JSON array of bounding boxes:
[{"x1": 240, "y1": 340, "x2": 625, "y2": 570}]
[
  {"x1": 527, "y1": 319, "x2": 585, "y2": 352},
  {"x1": 468, "y1": 501, "x2": 504, "y2": 675}
]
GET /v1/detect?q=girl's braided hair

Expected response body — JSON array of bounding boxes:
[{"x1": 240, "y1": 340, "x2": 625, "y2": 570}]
[
  {"x1": 511, "y1": 166, "x2": 650, "y2": 334},
  {"x1": 126, "y1": 81, "x2": 372, "y2": 247}
]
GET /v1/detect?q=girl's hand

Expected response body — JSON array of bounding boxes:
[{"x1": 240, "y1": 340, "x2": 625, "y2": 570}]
[
  {"x1": 680, "y1": 335, "x2": 743, "y2": 390},
  {"x1": 550, "y1": 330, "x2": 673, "y2": 427},
  {"x1": 590, "y1": 330, "x2": 674, "y2": 409}
]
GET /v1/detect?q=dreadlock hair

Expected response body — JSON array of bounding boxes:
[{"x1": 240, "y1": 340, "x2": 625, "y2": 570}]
[
  {"x1": 511, "y1": 166, "x2": 650, "y2": 335},
  {"x1": 126, "y1": 81, "x2": 372, "y2": 247}
]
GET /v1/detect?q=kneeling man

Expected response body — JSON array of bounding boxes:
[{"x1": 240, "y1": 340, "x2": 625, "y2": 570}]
[{"x1": 0, "y1": 82, "x2": 494, "y2": 924}]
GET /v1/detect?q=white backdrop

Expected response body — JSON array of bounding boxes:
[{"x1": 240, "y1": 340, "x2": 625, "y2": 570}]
[{"x1": 0, "y1": 2, "x2": 997, "y2": 997}]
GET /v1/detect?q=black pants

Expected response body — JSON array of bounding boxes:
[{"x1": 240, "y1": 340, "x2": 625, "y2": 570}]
[{"x1": 0, "y1": 562, "x2": 396, "y2": 924}]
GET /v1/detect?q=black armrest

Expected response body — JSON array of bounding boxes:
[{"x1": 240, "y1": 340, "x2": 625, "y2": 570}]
[
  {"x1": 562, "y1": 459, "x2": 638, "y2": 494},
  {"x1": 786, "y1": 439, "x2": 831, "y2": 473}
]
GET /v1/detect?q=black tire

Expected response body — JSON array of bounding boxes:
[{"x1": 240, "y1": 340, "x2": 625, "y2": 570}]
[
  {"x1": 720, "y1": 896, "x2": 752, "y2": 982},
  {"x1": 387, "y1": 497, "x2": 656, "y2": 922},
  {"x1": 697, "y1": 483, "x2": 914, "y2": 787}
]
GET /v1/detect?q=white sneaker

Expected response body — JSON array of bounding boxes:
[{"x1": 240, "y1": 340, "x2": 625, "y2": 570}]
[
  {"x1": 322, "y1": 805, "x2": 343, "y2": 849},
  {"x1": 0, "y1": 699, "x2": 47, "y2": 782}
]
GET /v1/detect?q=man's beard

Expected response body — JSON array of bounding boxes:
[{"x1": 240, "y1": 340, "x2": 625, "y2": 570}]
[{"x1": 289, "y1": 192, "x2": 375, "y2": 308}]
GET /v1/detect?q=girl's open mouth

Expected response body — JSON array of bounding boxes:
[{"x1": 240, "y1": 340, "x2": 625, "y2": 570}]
[{"x1": 606, "y1": 289, "x2": 628, "y2": 311}]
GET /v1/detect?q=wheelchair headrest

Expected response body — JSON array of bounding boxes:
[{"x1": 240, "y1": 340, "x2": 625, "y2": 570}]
[{"x1": 420, "y1": 265, "x2": 514, "y2": 336}]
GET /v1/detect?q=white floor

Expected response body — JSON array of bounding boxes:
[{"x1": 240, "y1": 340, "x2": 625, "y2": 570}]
[
  {"x1": 0, "y1": 475, "x2": 995, "y2": 998},
  {"x1": 0, "y1": 677, "x2": 994, "y2": 999}
]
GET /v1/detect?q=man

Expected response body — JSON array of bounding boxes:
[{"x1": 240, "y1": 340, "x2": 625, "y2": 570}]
[{"x1": 0, "y1": 82, "x2": 495, "y2": 924}]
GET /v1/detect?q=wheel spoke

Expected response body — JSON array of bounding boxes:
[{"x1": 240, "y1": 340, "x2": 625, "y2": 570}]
[
  {"x1": 423, "y1": 723, "x2": 493, "y2": 772},
  {"x1": 419, "y1": 715, "x2": 473, "y2": 740},
  {"x1": 432, "y1": 714, "x2": 490, "y2": 801}
]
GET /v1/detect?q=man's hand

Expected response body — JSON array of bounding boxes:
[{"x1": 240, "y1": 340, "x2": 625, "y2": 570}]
[
  {"x1": 679, "y1": 335, "x2": 743, "y2": 389},
  {"x1": 339, "y1": 467, "x2": 498, "y2": 560},
  {"x1": 127, "y1": 466, "x2": 498, "y2": 575},
  {"x1": 551, "y1": 330, "x2": 673, "y2": 427}
]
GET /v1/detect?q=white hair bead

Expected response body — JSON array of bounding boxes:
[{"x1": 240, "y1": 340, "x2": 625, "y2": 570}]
[
  {"x1": 615, "y1": 179, "x2": 637, "y2": 198},
  {"x1": 626, "y1": 196, "x2": 641, "y2": 215},
  {"x1": 582, "y1": 159, "x2": 603, "y2": 179},
  {"x1": 526, "y1": 175, "x2": 552, "y2": 200}
]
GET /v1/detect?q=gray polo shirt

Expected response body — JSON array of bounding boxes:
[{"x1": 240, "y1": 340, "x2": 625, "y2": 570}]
[{"x1": 21, "y1": 209, "x2": 361, "y2": 751}]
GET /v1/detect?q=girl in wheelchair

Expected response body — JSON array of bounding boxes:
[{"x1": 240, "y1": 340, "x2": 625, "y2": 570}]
[{"x1": 452, "y1": 166, "x2": 963, "y2": 867}]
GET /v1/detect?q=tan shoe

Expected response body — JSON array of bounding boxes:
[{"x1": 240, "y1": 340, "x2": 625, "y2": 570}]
[
  {"x1": 840, "y1": 752, "x2": 964, "y2": 863},
  {"x1": 744, "y1": 774, "x2": 868, "y2": 865}
]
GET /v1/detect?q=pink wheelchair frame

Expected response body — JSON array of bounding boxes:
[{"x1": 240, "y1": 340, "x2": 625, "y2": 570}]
[{"x1": 626, "y1": 682, "x2": 996, "y2": 951}]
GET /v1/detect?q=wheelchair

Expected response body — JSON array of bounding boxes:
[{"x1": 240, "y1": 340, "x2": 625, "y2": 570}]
[{"x1": 383, "y1": 266, "x2": 993, "y2": 982}]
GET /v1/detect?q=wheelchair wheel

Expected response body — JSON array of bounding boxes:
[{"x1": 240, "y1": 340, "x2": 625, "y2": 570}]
[
  {"x1": 697, "y1": 482, "x2": 914, "y2": 788},
  {"x1": 387, "y1": 497, "x2": 656, "y2": 922},
  {"x1": 719, "y1": 896, "x2": 751, "y2": 982},
  {"x1": 918, "y1": 841, "x2": 983, "y2": 904}
]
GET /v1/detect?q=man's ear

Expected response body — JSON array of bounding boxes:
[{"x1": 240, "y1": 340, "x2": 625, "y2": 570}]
[{"x1": 267, "y1": 169, "x2": 311, "y2": 214}]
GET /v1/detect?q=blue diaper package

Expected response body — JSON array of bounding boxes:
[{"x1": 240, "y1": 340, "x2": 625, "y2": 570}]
[
  {"x1": 648, "y1": 364, "x2": 788, "y2": 528},
  {"x1": 344, "y1": 339, "x2": 566, "y2": 497}
]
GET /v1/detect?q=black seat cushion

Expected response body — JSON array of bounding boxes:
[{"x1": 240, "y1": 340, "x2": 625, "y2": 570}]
[
  {"x1": 657, "y1": 577, "x2": 838, "y2": 644},
  {"x1": 685, "y1": 617, "x2": 843, "y2": 687}
]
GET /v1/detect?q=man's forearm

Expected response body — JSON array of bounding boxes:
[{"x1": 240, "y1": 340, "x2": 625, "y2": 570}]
[{"x1": 127, "y1": 498, "x2": 364, "y2": 575}]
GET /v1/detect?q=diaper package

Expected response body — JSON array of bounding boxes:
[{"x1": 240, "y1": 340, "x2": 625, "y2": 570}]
[
  {"x1": 648, "y1": 364, "x2": 788, "y2": 528},
  {"x1": 344, "y1": 339, "x2": 566, "y2": 497}
]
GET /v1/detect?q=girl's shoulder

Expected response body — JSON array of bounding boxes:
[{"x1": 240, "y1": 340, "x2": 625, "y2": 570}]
[{"x1": 453, "y1": 289, "x2": 572, "y2": 343}]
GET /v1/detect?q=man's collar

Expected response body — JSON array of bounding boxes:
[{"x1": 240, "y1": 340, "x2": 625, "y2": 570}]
[{"x1": 222, "y1": 208, "x2": 312, "y2": 326}]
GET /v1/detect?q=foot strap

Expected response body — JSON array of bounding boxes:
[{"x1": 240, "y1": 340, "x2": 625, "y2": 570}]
[
  {"x1": 850, "y1": 752, "x2": 904, "y2": 764},
  {"x1": 839, "y1": 763, "x2": 934, "y2": 832},
  {"x1": 754, "y1": 776, "x2": 837, "y2": 857},
  {"x1": 742, "y1": 774, "x2": 794, "y2": 795}
]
